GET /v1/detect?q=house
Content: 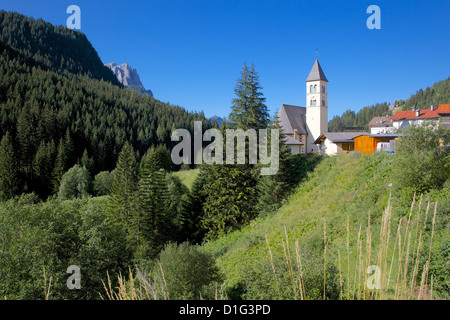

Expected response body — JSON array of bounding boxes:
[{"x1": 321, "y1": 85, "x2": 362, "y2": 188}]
[
  {"x1": 390, "y1": 104, "x2": 450, "y2": 130},
  {"x1": 314, "y1": 132, "x2": 367, "y2": 155},
  {"x1": 277, "y1": 58, "x2": 329, "y2": 154},
  {"x1": 436, "y1": 104, "x2": 450, "y2": 129},
  {"x1": 368, "y1": 116, "x2": 394, "y2": 134},
  {"x1": 352, "y1": 133, "x2": 401, "y2": 154}
]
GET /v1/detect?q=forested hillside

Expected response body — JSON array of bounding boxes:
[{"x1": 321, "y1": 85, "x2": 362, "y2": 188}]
[
  {"x1": 0, "y1": 11, "x2": 120, "y2": 85},
  {"x1": 396, "y1": 77, "x2": 450, "y2": 111},
  {"x1": 328, "y1": 103, "x2": 389, "y2": 132},
  {"x1": 0, "y1": 11, "x2": 211, "y2": 199}
]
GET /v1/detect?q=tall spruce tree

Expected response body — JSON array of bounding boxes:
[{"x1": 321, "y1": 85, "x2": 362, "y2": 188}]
[
  {"x1": 0, "y1": 132, "x2": 20, "y2": 199},
  {"x1": 199, "y1": 64, "x2": 270, "y2": 239},
  {"x1": 81, "y1": 148, "x2": 95, "y2": 175},
  {"x1": 109, "y1": 142, "x2": 139, "y2": 229},
  {"x1": 52, "y1": 138, "x2": 68, "y2": 194},
  {"x1": 180, "y1": 168, "x2": 208, "y2": 243},
  {"x1": 140, "y1": 145, "x2": 173, "y2": 177},
  {"x1": 32, "y1": 140, "x2": 56, "y2": 198},
  {"x1": 134, "y1": 169, "x2": 170, "y2": 258},
  {"x1": 229, "y1": 63, "x2": 270, "y2": 130},
  {"x1": 200, "y1": 164, "x2": 258, "y2": 239}
]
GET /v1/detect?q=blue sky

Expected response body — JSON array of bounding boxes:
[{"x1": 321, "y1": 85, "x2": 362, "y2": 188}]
[{"x1": 1, "y1": 0, "x2": 449, "y2": 119}]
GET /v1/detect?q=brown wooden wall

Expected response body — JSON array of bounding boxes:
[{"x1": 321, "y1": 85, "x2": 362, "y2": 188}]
[{"x1": 354, "y1": 135, "x2": 393, "y2": 154}]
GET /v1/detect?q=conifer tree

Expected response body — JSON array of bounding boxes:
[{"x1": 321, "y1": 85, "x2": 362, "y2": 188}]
[
  {"x1": 16, "y1": 105, "x2": 39, "y2": 177},
  {"x1": 180, "y1": 168, "x2": 207, "y2": 243},
  {"x1": 199, "y1": 64, "x2": 271, "y2": 239},
  {"x1": 165, "y1": 173, "x2": 190, "y2": 241},
  {"x1": 81, "y1": 148, "x2": 95, "y2": 175},
  {"x1": 134, "y1": 169, "x2": 169, "y2": 257},
  {"x1": 52, "y1": 138, "x2": 68, "y2": 194},
  {"x1": 200, "y1": 163, "x2": 258, "y2": 239},
  {"x1": 33, "y1": 140, "x2": 56, "y2": 198},
  {"x1": 110, "y1": 142, "x2": 139, "y2": 228},
  {"x1": 229, "y1": 63, "x2": 270, "y2": 130},
  {"x1": 140, "y1": 145, "x2": 173, "y2": 176},
  {"x1": 0, "y1": 132, "x2": 20, "y2": 199},
  {"x1": 64, "y1": 129, "x2": 74, "y2": 164}
]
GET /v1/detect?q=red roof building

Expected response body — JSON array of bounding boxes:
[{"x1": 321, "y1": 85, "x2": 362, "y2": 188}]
[{"x1": 390, "y1": 104, "x2": 450, "y2": 129}]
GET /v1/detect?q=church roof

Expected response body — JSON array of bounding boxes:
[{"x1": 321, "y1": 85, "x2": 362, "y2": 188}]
[
  {"x1": 306, "y1": 59, "x2": 328, "y2": 82},
  {"x1": 277, "y1": 104, "x2": 307, "y2": 135}
]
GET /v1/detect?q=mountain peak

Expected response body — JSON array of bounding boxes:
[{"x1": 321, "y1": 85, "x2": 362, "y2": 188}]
[{"x1": 105, "y1": 62, "x2": 153, "y2": 97}]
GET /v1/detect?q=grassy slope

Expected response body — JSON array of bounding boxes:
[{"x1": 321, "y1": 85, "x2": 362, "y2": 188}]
[{"x1": 202, "y1": 152, "x2": 448, "y2": 299}]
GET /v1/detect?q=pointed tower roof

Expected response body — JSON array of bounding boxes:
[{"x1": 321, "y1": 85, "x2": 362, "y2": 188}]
[{"x1": 305, "y1": 59, "x2": 328, "y2": 82}]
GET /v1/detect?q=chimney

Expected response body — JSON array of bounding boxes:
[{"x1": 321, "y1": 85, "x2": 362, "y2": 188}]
[
  {"x1": 411, "y1": 106, "x2": 415, "y2": 112},
  {"x1": 293, "y1": 129, "x2": 298, "y2": 140},
  {"x1": 431, "y1": 105, "x2": 435, "y2": 111},
  {"x1": 415, "y1": 109, "x2": 420, "y2": 117}
]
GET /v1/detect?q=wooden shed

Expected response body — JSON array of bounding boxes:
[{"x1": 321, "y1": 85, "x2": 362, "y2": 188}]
[{"x1": 353, "y1": 134, "x2": 401, "y2": 154}]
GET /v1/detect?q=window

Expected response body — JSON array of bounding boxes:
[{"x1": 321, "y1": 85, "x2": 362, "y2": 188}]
[
  {"x1": 321, "y1": 85, "x2": 325, "y2": 93},
  {"x1": 342, "y1": 143, "x2": 354, "y2": 151},
  {"x1": 314, "y1": 84, "x2": 317, "y2": 93},
  {"x1": 311, "y1": 99, "x2": 317, "y2": 106},
  {"x1": 322, "y1": 100, "x2": 325, "y2": 107},
  {"x1": 310, "y1": 85, "x2": 313, "y2": 93}
]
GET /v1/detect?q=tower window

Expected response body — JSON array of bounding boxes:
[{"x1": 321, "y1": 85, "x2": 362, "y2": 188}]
[
  {"x1": 311, "y1": 99, "x2": 317, "y2": 106},
  {"x1": 322, "y1": 100, "x2": 325, "y2": 107},
  {"x1": 310, "y1": 85, "x2": 318, "y2": 93}
]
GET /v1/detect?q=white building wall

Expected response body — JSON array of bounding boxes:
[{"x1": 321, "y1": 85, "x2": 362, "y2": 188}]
[
  {"x1": 370, "y1": 126, "x2": 395, "y2": 134},
  {"x1": 318, "y1": 138, "x2": 339, "y2": 156}
]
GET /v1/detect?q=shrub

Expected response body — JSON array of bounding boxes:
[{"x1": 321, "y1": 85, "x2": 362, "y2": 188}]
[
  {"x1": 58, "y1": 164, "x2": 93, "y2": 200},
  {"x1": 94, "y1": 170, "x2": 115, "y2": 196},
  {"x1": 153, "y1": 242, "x2": 221, "y2": 300},
  {"x1": 0, "y1": 196, "x2": 131, "y2": 299},
  {"x1": 391, "y1": 124, "x2": 449, "y2": 203}
]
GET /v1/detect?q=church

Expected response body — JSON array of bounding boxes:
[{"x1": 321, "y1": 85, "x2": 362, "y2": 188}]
[{"x1": 277, "y1": 58, "x2": 329, "y2": 154}]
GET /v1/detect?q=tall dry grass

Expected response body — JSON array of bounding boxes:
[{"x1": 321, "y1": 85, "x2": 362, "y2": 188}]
[
  {"x1": 100, "y1": 265, "x2": 227, "y2": 300},
  {"x1": 264, "y1": 194, "x2": 439, "y2": 300},
  {"x1": 100, "y1": 266, "x2": 170, "y2": 300}
]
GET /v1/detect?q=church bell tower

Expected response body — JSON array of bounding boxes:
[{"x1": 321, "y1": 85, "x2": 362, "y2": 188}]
[{"x1": 305, "y1": 58, "x2": 328, "y2": 153}]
